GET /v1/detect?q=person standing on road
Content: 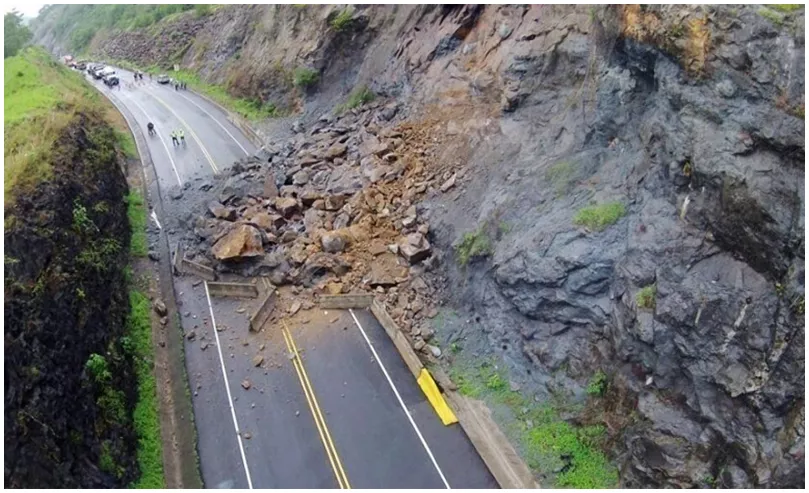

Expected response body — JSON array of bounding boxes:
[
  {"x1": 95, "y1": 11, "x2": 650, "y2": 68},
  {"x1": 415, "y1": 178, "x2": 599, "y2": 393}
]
[
  {"x1": 170, "y1": 130, "x2": 179, "y2": 147},
  {"x1": 178, "y1": 128, "x2": 186, "y2": 147}
]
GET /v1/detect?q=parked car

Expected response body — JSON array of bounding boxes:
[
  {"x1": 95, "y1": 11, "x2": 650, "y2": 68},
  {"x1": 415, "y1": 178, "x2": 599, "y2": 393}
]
[
  {"x1": 157, "y1": 74, "x2": 171, "y2": 85},
  {"x1": 103, "y1": 76, "x2": 119, "y2": 87}
]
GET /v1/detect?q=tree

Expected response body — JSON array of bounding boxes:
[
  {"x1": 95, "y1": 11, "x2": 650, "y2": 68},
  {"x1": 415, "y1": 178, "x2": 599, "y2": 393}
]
[{"x1": 4, "y1": 10, "x2": 32, "y2": 58}]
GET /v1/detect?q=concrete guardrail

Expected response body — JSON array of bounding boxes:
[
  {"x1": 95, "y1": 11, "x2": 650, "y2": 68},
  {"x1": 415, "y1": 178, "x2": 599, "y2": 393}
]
[
  {"x1": 250, "y1": 290, "x2": 277, "y2": 332},
  {"x1": 318, "y1": 293, "x2": 375, "y2": 309},
  {"x1": 180, "y1": 258, "x2": 216, "y2": 281},
  {"x1": 207, "y1": 281, "x2": 259, "y2": 298}
]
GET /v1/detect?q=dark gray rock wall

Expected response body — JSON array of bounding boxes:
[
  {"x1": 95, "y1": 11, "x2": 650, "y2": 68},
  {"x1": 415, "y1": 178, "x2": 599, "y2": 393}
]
[{"x1": 424, "y1": 6, "x2": 804, "y2": 489}]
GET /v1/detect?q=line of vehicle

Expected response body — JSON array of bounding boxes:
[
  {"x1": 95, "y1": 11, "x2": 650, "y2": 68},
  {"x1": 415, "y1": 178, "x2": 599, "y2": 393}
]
[
  {"x1": 174, "y1": 90, "x2": 250, "y2": 156},
  {"x1": 204, "y1": 282, "x2": 254, "y2": 489},
  {"x1": 349, "y1": 309, "x2": 451, "y2": 489},
  {"x1": 116, "y1": 92, "x2": 183, "y2": 186},
  {"x1": 142, "y1": 87, "x2": 220, "y2": 174},
  {"x1": 281, "y1": 322, "x2": 351, "y2": 489}
]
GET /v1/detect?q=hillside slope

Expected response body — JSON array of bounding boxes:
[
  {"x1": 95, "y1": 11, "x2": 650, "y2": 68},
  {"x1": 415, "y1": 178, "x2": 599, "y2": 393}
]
[
  {"x1": 4, "y1": 47, "x2": 159, "y2": 488},
  {"x1": 31, "y1": 4, "x2": 806, "y2": 488}
]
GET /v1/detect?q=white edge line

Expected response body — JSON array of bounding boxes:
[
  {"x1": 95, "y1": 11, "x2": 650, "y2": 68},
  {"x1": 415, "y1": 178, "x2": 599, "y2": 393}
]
[
  {"x1": 205, "y1": 282, "x2": 254, "y2": 489},
  {"x1": 149, "y1": 210, "x2": 162, "y2": 230},
  {"x1": 117, "y1": 92, "x2": 183, "y2": 186},
  {"x1": 173, "y1": 89, "x2": 250, "y2": 156},
  {"x1": 349, "y1": 308, "x2": 451, "y2": 489}
]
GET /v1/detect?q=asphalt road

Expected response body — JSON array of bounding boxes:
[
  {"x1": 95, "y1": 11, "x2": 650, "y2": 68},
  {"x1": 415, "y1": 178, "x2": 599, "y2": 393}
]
[{"x1": 91, "y1": 67, "x2": 497, "y2": 489}]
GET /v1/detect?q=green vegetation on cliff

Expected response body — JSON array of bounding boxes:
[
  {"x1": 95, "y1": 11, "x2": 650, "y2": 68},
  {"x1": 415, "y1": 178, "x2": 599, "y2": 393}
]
[
  {"x1": 35, "y1": 4, "x2": 196, "y2": 53},
  {"x1": 4, "y1": 47, "x2": 163, "y2": 488}
]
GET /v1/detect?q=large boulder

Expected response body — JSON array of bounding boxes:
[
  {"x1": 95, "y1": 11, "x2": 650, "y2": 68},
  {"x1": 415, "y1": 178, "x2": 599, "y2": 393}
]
[
  {"x1": 211, "y1": 224, "x2": 264, "y2": 260},
  {"x1": 398, "y1": 232, "x2": 432, "y2": 264},
  {"x1": 321, "y1": 232, "x2": 347, "y2": 253}
]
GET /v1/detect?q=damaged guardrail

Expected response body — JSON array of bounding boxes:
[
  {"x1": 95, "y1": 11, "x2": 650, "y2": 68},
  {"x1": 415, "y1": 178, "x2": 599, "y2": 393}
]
[
  {"x1": 250, "y1": 289, "x2": 277, "y2": 332},
  {"x1": 207, "y1": 281, "x2": 259, "y2": 298}
]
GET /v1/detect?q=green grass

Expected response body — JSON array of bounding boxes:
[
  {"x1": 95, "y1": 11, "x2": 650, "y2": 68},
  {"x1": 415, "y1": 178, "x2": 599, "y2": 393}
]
[
  {"x1": 126, "y1": 290, "x2": 165, "y2": 488},
  {"x1": 115, "y1": 129, "x2": 138, "y2": 159},
  {"x1": 335, "y1": 85, "x2": 375, "y2": 113},
  {"x1": 293, "y1": 67, "x2": 319, "y2": 88},
  {"x1": 771, "y1": 4, "x2": 804, "y2": 13},
  {"x1": 546, "y1": 161, "x2": 577, "y2": 196},
  {"x1": 573, "y1": 202, "x2": 626, "y2": 231},
  {"x1": 449, "y1": 360, "x2": 617, "y2": 487},
  {"x1": 455, "y1": 227, "x2": 493, "y2": 266},
  {"x1": 4, "y1": 47, "x2": 101, "y2": 201},
  {"x1": 636, "y1": 284, "x2": 657, "y2": 310},
  {"x1": 330, "y1": 8, "x2": 354, "y2": 31},
  {"x1": 759, "y1": 7, "x2": 786, "y2": 25},
  {"x1": 4, "y1": 47, "x2": 134, "y2": 205},
  {"x1": 586, "y1": 370, "x2": 608, "y2": 397},
  {"x1": 126, "y1": 191, "x2": 148, "y2": 257}
]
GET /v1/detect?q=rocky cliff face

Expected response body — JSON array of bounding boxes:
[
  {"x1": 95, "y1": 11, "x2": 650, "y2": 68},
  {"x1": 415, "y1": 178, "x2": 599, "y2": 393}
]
[
  {"x1": 4, "y1": 112, "x2": 137, "y2": 487},
  {"x1": 34, "y1": 4, "x2": 805, "y2": 487}
]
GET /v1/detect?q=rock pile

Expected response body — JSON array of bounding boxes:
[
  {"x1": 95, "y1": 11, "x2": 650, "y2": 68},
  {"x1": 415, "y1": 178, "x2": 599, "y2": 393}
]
[{"x1": 177, "y1": 100, "x2": 459, "y2": 354}]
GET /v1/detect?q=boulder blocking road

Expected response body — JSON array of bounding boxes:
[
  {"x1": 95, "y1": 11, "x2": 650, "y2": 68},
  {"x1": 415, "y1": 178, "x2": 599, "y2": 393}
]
[{"x1": 91, "y1": 68, "x2": 498, "y2": 489}]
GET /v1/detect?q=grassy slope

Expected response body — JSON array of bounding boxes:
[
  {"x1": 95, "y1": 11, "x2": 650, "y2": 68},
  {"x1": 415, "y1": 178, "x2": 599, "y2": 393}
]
[
  {"x1": 5, "y1": 47, "x2": 164, "y2": 487},
  {"x1": 4, "y1": 47, "x2": 135, "y2": 203}
]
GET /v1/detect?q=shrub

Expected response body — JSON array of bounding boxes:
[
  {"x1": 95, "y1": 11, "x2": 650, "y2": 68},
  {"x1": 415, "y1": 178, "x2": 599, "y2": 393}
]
[
  {"x1": 758, "y1": 7, "x2": 786, "y2": 25},
  {"x1": 336, "y1": 85, "x2": 375, "y2": 113},
  {"x1": 293, "y1": 67, "x2": 319, "y2": 88},
  {"x1": 455, "y1": 227, "x2": 492, "y2": 266},
  {"x1": 586, "y1": 370, "x2": 608, "y2": 396},
  {"x1": 573, "y1": 202, "x2": 626, "y2": 231},
  {"x1": 636, "y1": 284, "x2": 657, "y2": 310},
  {"x1": 194, "y1": 4, "x2": 212, "y2": 17},
  {"x1": 771, "y1": 4, "x2": 804, "y2": 13},
  {"x1": 330, "y1": 8, "x2": 354, "y2": 31},
  {"x1": 86, "y1": 353, "x2": 111, "y2": 383}
]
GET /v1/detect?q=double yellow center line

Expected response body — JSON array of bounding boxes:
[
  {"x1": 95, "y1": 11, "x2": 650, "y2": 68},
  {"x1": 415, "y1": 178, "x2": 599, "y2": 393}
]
[{"x1": 281, "y1": 321, "x2": 351, "y2": 489}]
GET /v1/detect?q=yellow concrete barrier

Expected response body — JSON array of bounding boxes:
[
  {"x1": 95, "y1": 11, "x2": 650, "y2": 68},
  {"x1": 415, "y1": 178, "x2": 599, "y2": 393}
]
[{"x1": 417, "y1": 369, "x2": 458, "y2": 426}]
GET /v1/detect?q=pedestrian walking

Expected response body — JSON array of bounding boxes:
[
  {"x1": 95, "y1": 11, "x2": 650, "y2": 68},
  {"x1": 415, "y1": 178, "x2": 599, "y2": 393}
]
[{"x1": 170, "y1": 130, "x2": 179, "y2": 147}]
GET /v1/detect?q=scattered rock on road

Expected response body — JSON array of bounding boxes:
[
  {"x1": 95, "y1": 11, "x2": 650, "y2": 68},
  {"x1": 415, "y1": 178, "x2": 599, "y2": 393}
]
[
  {"x1": 252, "y1": 355, "x2": 264, "y2": 367},
  {"x1": 289, "y1": 301, "x2": 302, "y2": 315},
  {"x1": 153, "y1": 299, "x2": 168, "y2": 316},
  {"x1": 241, "y1": 379, "x2": 252, "y2": 390}
]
